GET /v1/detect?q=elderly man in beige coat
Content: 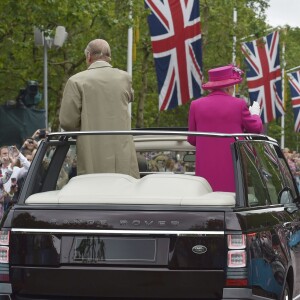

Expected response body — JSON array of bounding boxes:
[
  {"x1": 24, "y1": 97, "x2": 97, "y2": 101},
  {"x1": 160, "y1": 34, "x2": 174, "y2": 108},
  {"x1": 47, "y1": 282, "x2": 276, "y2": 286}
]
[{"x1": 59, "y1": 39, "x2": 139, "y2": 178}]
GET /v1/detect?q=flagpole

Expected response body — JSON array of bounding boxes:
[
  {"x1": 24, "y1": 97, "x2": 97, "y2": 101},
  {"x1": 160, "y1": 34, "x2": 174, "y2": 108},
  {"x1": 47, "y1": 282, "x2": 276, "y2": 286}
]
[
  {"x1": 280, "y1": 28, "x2": 287, "y2": 149},
  {"x1": 232, "y1": 7, "x2": 237, "y2": 96},
  {"x1": 287, "y1": 65, "x2": 300, "y2": 73},
  {"x1": 127, "y1": 0, "x2": 133, "y2": 118}
]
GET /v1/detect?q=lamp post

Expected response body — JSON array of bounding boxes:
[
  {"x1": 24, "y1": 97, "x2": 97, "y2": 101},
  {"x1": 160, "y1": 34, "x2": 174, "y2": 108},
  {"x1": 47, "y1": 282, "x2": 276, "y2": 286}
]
[
  {"x1": 127, "y1": 0, "x2": 133, "y2": 118},
  {"x1": 43, "y1": 35, "x2": 50, "y2": 129},
  {"x1": 34, "y1": 26, "x2": 68, "y2": 129}
]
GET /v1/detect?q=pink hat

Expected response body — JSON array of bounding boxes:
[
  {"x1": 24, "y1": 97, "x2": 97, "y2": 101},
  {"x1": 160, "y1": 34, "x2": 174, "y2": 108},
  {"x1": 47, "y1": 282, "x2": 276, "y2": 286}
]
[{"x1": 202, "y1": 65, "x2": 243, "y2": 90}]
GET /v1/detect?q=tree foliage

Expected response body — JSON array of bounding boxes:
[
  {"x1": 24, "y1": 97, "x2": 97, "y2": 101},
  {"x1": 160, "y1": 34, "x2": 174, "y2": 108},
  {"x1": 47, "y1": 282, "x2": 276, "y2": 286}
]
[{"x1": 0, "y1": 0, "x2": 299, "y2": 149}]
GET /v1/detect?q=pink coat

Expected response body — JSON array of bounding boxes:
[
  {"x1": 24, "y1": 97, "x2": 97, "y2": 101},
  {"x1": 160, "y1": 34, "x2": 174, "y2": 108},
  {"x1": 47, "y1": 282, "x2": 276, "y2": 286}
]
[{"x1": 188, "y1": 90, "x2": 263, "y2": 192}]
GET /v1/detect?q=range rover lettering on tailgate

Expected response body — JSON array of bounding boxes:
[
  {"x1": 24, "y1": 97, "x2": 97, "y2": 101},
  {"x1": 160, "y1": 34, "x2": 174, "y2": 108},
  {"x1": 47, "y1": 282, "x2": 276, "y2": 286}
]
[{"x1": 0, "y1": 130, "x2": 299, "y2": 300}]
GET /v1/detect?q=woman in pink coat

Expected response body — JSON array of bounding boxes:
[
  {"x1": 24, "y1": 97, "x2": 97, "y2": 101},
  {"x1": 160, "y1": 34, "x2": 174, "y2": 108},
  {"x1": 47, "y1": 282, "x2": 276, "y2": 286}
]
[{"x1": 188, "y1": 65, "x2": 263, "y2": 192}]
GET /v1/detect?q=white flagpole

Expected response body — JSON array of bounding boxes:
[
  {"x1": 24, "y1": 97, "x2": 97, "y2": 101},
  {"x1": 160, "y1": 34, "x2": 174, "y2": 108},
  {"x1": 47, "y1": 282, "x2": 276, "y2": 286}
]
[
  {"x1": 127, "y1": 0, "x2": 133, "y2": 118},
  {"x1": 287, "y1": 65, "x2": 300, "y2": 73},
  {"x1": 232, "y1": 7, "x2": 237, "y2": 96}
]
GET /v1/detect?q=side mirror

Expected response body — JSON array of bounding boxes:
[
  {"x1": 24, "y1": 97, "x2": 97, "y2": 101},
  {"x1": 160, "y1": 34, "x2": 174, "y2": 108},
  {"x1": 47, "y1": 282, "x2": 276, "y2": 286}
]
[{"x1": 279, "y1": 187, "x2": 293, "y2": 205}]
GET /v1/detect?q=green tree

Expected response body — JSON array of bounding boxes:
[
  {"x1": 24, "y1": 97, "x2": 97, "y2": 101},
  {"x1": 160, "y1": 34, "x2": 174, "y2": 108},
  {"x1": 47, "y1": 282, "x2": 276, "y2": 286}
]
[
  {"x1": 0, "y1": 0, "x2": 298, "y2": 149},
  {"x1": 0, "y1": 0, "x2": 134, "y2": 130}
]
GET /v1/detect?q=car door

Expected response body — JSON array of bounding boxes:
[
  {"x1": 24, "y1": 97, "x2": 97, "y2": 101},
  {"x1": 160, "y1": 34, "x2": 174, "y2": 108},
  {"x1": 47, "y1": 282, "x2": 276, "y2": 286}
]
[{"x1": 233, "y1": 139, "x2": 300, "y2": 299}]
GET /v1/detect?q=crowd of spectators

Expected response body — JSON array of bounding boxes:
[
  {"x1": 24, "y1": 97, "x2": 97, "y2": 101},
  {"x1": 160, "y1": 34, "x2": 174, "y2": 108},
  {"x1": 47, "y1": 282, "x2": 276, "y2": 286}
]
[
  {"x1": 0, "y1": 128, "x2": 48, "y2": 218},
  {"x1": 282, "y1": 148, "x2": 300, "y2": 192},
  {"x1": 139, "y1": 151, "x2": 193, "y2": 174}
]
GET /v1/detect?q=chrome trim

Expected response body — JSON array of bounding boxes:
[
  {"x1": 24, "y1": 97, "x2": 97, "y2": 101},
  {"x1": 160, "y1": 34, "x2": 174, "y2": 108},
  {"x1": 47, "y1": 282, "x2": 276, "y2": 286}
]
[{"x1": 11, "y1": 228, "x2": 224, "y2": 235}]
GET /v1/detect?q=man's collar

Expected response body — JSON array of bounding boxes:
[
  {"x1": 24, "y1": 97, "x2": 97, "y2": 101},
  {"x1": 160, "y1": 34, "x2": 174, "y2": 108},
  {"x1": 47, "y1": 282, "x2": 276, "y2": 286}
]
[{"x1": 88, "y1": 61, "x2": 112, "y2": 70}]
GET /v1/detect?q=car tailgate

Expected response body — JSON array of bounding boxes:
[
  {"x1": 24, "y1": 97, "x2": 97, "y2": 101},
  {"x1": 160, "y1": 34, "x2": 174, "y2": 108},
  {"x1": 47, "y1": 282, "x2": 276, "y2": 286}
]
[{"x1": 9, "y1": 208, "x2": 226, "y2": 299}]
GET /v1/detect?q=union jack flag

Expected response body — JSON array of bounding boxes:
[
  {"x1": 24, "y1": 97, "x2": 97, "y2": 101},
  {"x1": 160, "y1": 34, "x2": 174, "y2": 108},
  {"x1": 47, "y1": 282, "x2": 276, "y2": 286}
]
[
  {"x1": 145, "y1": 0, "x2": 203, "y2": 111},
  {"x1": 287, "y1": 71, "x2": 300, "y2": 132},
  {"x1": 241, "y1": 31, "x2": 284, "y2": 123}
]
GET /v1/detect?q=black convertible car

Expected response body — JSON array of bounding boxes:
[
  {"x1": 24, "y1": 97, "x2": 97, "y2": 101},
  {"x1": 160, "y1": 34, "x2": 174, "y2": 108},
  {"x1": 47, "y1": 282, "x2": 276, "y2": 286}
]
[{"x1": 0, "y1": 130, "x2": 299, "y2": 300}]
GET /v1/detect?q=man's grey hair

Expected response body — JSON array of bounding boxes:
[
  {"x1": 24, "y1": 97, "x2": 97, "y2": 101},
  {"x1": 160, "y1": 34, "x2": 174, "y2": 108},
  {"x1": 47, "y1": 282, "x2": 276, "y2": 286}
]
[{"x1": 84, "y1": 39, "x2": 111, "y2": 62}]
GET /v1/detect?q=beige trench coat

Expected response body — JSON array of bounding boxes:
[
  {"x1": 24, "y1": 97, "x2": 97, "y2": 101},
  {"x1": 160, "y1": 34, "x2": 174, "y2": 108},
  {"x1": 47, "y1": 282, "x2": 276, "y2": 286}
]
[{"x1": 59, "y1": 61, "x2": 139, "y2": 178}]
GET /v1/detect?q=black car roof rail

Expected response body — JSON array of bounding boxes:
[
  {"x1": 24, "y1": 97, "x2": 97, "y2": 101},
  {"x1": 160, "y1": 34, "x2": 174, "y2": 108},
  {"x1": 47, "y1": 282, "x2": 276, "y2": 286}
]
[{"x1": 46, "y1": 130, "x2": 277, "y2": 143}]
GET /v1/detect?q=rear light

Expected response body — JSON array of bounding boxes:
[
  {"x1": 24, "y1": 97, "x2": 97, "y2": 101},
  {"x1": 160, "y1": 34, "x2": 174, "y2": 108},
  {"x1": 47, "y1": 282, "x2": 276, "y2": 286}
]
[
  {"x1": 0, "y1": 247, "x2": 9, "y2": 264},
  {"x1": 0, "y1": 231, "x2": 10, "y2": 263},
  {"x1": 0, "y1": 230, "x2": 10, "y2": 282},
  {"x1": 0, "y1": 231, "x2": 10, "y2": 246},
  {"x1": 0, "y1": 231, "x2": 10, "y2": 282},
  {"x1": 226, "y1": 234, "x2": 248, "y2": 286},
  {"x1": 227, "y1": 234, "x2": 246, "y2": 267},
  {"x1": 227, "y1": 234, "x2": 246, "y2": 249},
  {"x1": 226, "y1": 278, "x2": 248, "y2": 286},
  {"x1": 227, "y1": 250, "x2": 246, "y2": 267}
]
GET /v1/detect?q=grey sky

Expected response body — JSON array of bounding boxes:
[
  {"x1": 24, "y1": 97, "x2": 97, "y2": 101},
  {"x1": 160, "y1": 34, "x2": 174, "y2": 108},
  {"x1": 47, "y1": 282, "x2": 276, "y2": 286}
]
[{"x1": 265, "y1": 0, "x2": 300, "y2": 28}]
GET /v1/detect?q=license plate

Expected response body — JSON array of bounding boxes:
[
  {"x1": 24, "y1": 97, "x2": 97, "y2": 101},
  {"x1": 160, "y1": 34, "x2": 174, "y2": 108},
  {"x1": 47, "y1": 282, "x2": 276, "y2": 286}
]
[{"x1": 61, "y1": 236, "x2": 169, "y2": 265}]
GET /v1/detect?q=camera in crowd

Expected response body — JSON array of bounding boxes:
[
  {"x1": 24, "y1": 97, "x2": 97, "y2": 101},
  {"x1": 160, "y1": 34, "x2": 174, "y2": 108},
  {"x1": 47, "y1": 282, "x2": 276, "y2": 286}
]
[
  {"x1": 27, "y1": 139, "x2": 34, "y2": 144},
  {"x1": 8, "y1": 146, "x2": 18, "y2": 158},
  {"x1": 39, "y1": 129, "x2": 46, "y2": 139},
  {"x1": 10, "y1": 178, "x2": 17, "y2": 189}
]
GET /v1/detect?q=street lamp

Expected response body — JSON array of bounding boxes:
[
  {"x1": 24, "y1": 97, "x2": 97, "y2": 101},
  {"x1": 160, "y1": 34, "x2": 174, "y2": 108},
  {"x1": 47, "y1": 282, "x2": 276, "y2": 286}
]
[{"x1": 34, "y1": 26, "x2": 68, "y2": 129}]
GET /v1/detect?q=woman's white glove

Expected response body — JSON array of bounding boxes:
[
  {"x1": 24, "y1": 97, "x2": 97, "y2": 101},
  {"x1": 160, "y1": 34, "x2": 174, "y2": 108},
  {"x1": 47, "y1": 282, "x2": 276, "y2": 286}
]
[{"x1": 249, "y1": 101, "x2": 261, "y2": 116}]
